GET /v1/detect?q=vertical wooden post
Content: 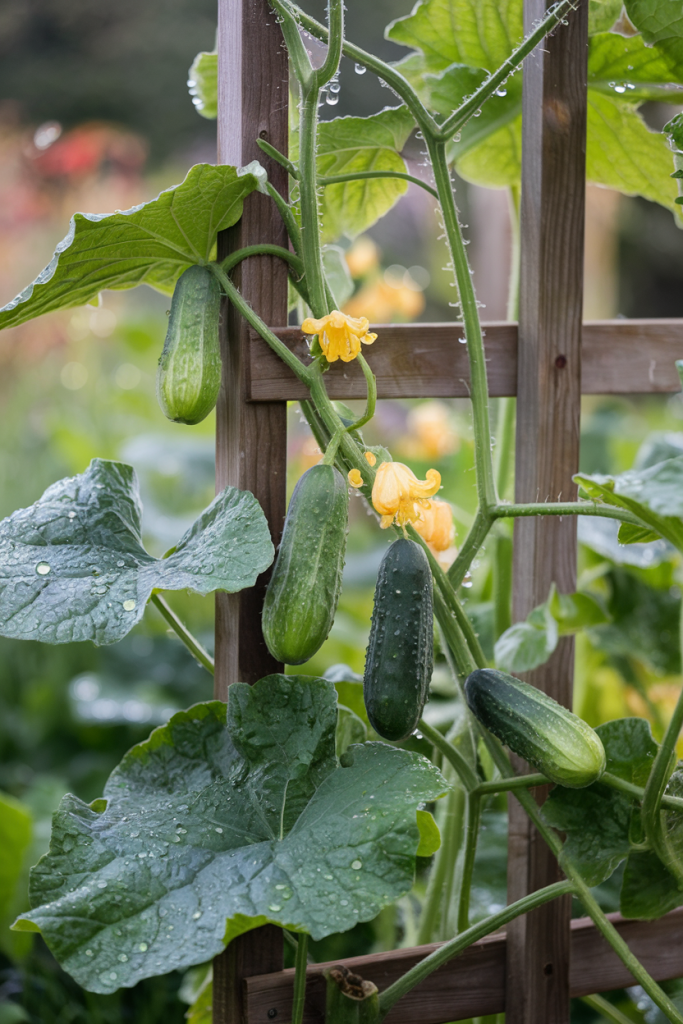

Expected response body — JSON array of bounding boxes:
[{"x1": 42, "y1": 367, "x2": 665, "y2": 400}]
[
  {"x1": 213, "y1": 0, "x2": 289, "y2": 1020},
  {"x1": 508, "y1": 2, "x2": 588, "y2": 1023}
]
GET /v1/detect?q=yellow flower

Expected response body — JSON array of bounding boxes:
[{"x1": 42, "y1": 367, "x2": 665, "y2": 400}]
[
  {"x1": 399, "y1": 401, "x2": 459, "y2": 461},
  {"x1": 345, "y1": 236, "x2": 380, "y2": 278},
  {"x1": 348, "y1": 469, "x2": 363, "y2": 488},
  {"x1": 413, "y1": 499, "x2": 454, "y2": 551},
  {"x1": 301, "y1": 310, "x2": 377, "y2": 363},
  {"x1": 371, "y1": 461, "x2": 441, "y2": 529},
  {"x1": 364, "y1": 451, "x2": 377, "y2": 466}
]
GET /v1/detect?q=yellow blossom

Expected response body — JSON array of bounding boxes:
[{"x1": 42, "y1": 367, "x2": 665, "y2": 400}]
[
  {"x1": 371, "y1": 461, "x2": 441, "y2": 529},
  {"x1": 345, "y1": 236, "x2": 380, "y2": 278},
  {"x1": 301, "y1": 310, "x2": 377, "y2": 363},
  {"x1": 413, "y1": 499, "x2": 454, "y2": 551},
  {"x1": 364, "y1": 451, "x2": 377, "y2": 466},
  {"x1": 399, "y1": 402, "x2": 459, "y2": 461},
  {"x1": 348, "y1": 469, "x2": 363, "y2": 488},
  {"x1": 344, "y1": 279, "x2": 424, "y2": 323}
]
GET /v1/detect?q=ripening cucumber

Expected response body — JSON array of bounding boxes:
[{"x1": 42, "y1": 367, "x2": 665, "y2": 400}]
[
  {"x1": 363, "y1": 538, "x2": 433, "y2": 741},
  {"x1": 465, "y1": 668, "x2": 606, "y2": 788},
  {"x1": 156, "y1": 265, "x2": 222, "y2": 425},
  {"x1": 262, "y1": 464, "x2": 348, "y2": 665}
]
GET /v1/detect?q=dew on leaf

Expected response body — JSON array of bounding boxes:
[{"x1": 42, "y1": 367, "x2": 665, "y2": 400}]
[
  {"x1": 36, "y1": 562, "x2": 51, "y2": 575},
  {"x1": 123, "y1": 599, "x2": 136, "y2": 612}
]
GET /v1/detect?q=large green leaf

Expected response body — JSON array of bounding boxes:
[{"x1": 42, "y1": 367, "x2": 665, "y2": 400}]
[
  {"x1": 188, "y1": 52, "x2": 218, "y2": 119},
  {"x1": 15, "y1": 676, "x2": 447, "y2": 992},
  {"x1": 544, "y1": 718, "x2": 658, "y2": 886},
  {"x1": 588, "y1": 31, "x2": 683, "y2": 100},
  {"x1": 312, "y1": 108, "x2": 416, "y2": 242},
  {"x1": 575, "y1": 458, "x2": 683, "y2": 550},
  {"x1": 625, "y1": 0, "x2": 683, "y2": 66},
  {"x1": 0, "y1": 164, "x2": 259, "y2": 329},
  {"x1": 589, "y1": 0, "x2": 623, "y2": 33},
  {"x1": 621, "y1": 770, "x2": 683, "y2": 918},
  {"x1": 0, "y1": 459, "x2": 273, "y2": 645},
  {"x1": 386, "y1": 0, "x2": 522, "y2": 74}
]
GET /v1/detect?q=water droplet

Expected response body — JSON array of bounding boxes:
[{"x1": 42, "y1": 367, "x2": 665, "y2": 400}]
[
  {"x1": 329, "y1": 80, "x2": 341, "y2": 94},
  {"x1": 85, "y1": 949, "x2": 94, "y2": 956},
  {"x1": 495, "y1": 86, "x2": 507, "y2": 96},
  {"x1": 138, "y1": 942, "x2": 148, "y2": 952},
  {"x1": 68, "y1": 511, "x2": 76, "y2": 520},
  {"x1": 354, "y1": 63, "x2": 366, "y2": 75},
  {"x1": 97, "y1": 881, "x2": 108, "y2": 889},
  {"x1": 117, "y1": 560, "x2": 125, "y2": 568},
  {"x1": 192, "y1": 911, "x2": 202, "y2": 919},
  {"x1": 351, "y1": 859, "x2": 362, "y2": 870},
  {"x1": 340, "y1": 899, "x2": 349, "y2": 906},
  {"x1": 109, "y1": 972, "x2": 117, "y2": 981},
  {"x1": 118, "y1": 954, "x2": 128, "y2": 962},
  {"x1": 268, "y1": 903, "x2": 282, "y2": 912},
  {"x1": 36, "y1": 562, "x2": 51, "y2": 575},
  {"x1": 123, "y1": 599, "x2": 136, "y2": 611},
  {"x1": 325, "y1": 93, "x2": 339, "y2": 106}
]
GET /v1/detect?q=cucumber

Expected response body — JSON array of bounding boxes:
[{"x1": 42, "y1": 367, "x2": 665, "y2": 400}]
[
  {"x1": 262, "y1": 464, "x2": 348, "y2": 664},
  {"x1": 464, "y1": 668, "x2": 606, "y2": 788},
  {"x1": 363, "y1": 538, "x2": 433, "y2": 741},
  {"x1": 156, "y1": 264, "x2": 222, "y2": 424}
]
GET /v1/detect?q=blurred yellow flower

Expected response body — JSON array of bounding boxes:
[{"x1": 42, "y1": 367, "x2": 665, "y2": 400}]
[
  {"x1": 399, "y1": 401, "x2": 459, "y2": 461},
  {"x1": 364, "y1": 451, "x2": 377, "y2": 466},
  {"x1": 413, "y1": 498, "x2": 457, "y2": 570},
  {"x1": 348, "y1": 469, "x2": 363, "y2": 488},
  {"x1": 298, "y1": 435, "x2": 322, "y2": 472},
  {"x1": 344, "y1": 279, "x2": 424, "y2": 323},
  {"x1": 345, "y1": 236, "x2": 380, "y2": 278},
  {"x1": 371, "y1": 460, "x2": 441, "y2": 529},
  {"x1": 301, "y1": 310, "x2": 377, "y2": 363}
]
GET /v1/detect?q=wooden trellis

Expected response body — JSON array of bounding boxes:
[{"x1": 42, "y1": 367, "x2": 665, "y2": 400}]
[{"x1": 212, "y1": 1, "x2": 683, "y2": 1022}]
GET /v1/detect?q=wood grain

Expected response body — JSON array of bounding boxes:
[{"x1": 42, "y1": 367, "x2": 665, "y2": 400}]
[
  {"x1": 243, "y1": 909, "x2": 683, "y2": 1024},
  {"x1": 247, "y1": 319, "x2": 683, "y2": 400},
  {"x1": 508, "y1": 2, "x2": 589, "y2": 1021},
  {"x1": 213, "y1": 0, "x2": 289, "y2": 1019}
]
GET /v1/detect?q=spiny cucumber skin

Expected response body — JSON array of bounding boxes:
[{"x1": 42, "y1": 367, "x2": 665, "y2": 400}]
[
  {"x1": 364, "y1": 538, "x2": 433, "y2": 742},
  {"x1": 157, "y1": 265, "x2": 222, "y2": 425},
  {"x1": 262, "y1": 464, "x2": 348, "y2": 665},
  {"x1": 465, "y1": 669, "x2": 606, "y2": 788}
]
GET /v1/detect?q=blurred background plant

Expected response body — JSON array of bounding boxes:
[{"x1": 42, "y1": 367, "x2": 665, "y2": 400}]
[{"x1": 1, "y1": 1, "x2": 683, "y2": 1022}]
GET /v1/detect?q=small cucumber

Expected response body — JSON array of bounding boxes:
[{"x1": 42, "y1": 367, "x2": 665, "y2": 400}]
[
  {"x1": 363, "y1": 538, "x2": 433, "y2": 741},
  {"x1": 464, "y1": 668, "x2": 606, "y2": 788},
  {"x1": 157, "y1": 265, "x2": 222, "y2": 425},
  {"x1": 262, "y1": 464, "x2": 348, "y2": 665}
]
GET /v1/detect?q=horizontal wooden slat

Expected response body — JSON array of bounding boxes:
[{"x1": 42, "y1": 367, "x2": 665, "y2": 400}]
[
  {"x1": 244, "y1": 908, "x2": 683, "y2": 1024},
  {"x1": 247, "y1": 319, "x2": 683, "y2": 400}
]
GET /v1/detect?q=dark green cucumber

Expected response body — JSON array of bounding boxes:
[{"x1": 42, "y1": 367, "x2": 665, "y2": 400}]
[
  {"x1": 156, "y1": 264, "x2": 222, "y2": 425},
  {"x1": 363, "y1": 538, "x2": 433, "y2": 741},
  {"x1": 262, "y1": 464, "x2": 348, "y2": 665},
  {"x1": 465, "y1": 668, "x2": 606, "y2": 788}
]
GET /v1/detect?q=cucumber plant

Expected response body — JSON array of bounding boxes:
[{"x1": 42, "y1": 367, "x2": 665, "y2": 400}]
[{"x1": 2, "y1": 0, "x2": 683, "y2": 1022}]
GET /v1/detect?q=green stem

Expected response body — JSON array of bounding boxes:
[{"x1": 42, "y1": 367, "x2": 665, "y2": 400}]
[
  {"x1": 418, "y1": 719, "x2": 479, "y2": 792},
  {"x1": 265, "y1": 182, "x2": 303, "y2": 255},
  {"x1": 322, "y1": 429, "x2": 344, "y2": 466},
  {"x1": 291, "y1": 933, "x2": 309, "y2": 1024},
  {"x1": 492, "y1": 501, "x2": 647, "y2": 529},
  {"x1": 602, "y1": 770, "x2": 683, "y2": 813},
  {"x1": 417, "y1": 783, "x2": 466, "y2": 944},
  {"x1": 257, "y1": 138, "x2": 299, "y2": 179},
  {"x1": 492, "y1": 531, "x2": 513, "y2": 639},
  {"x1": 351, "y1": 354, "x2": 377, "y2": 432},
  {"x1": 313, "y1": 0, "x2": 343, "y2": 89},
  {"x1": 474, "y1": 772, "x2": 548, "y2": 796},
  {"x1": 150, "y1": 594, "x2": 214, "y2": 675},
  {"x1": 437, "y1": 0, "x2": 576, "y2": 141},
  {"x1": 642, "y1": 680, "x2": 683, "y2": 886},
  {"x1": 494, "y1": 398, "x2": 516, "y2": 502},
  {"x1": 433, "y1": 586, "x2": 478, "y2": 679},
  {"x1": 297, "y1": 89, "x2": 329, "y2": 316},
  {"x1": 580, "y1": 993, "x2": 636, "y2": 1024},
  {"x1": 210, "y1": 264, "x2": 313, "y2": 386},
  {"x1": 448, "y1": 509, "x2": 494, "y2": 589},
  {"x1": 456, "y1": 790, "x2": 481, "y2": 933},
  {"x1": 427, "y1": 138, "x2": 496, "y2": 510},
  {"x1": 219, "y1": 243, "x2": 304, "y2": 278},
  {"x1": 380, "y1": 880, "x2": 574, "y2": 1018},
  {"x1": 318, "y1": 171, "x2": 438, "y2": 200}
]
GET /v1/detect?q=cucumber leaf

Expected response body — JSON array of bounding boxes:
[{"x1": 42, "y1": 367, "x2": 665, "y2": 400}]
[
  {"x1": 625, "y1": 0, "x2": 683, "y2": 67},
  {"x1": 188, "y1": 52, "x2": 218, "y2": 119},
  {"x1": 575, "y1": 458, "x2": 683, "y2": 550},
  {"x1": 589, "y1": 0, "x2": 622, "y2": 34},
  {"x1": 15, "y1": 677, "x2": 447, "y2": 992},
  {"x1": 0, "y1": 793, "x2": 32, "y2": 926},
  {"x1": 544, "y1": 718, "x2": 658, "y2": 886},
  {"x1": 0, "y1": 459, "x2": 274, "y2": 646},
  {"x1": 494, "y1": 585, "x2": 608, "y2": 673},
  {"x1": 416, "y1": 809, "x2": 441, "y2": 856},
  {"x1": 0, "y1": 164, "x2": 260, "y2": 329},
  {"x1": 308, "y1": 108, "x2": 416, "y2": 242}
]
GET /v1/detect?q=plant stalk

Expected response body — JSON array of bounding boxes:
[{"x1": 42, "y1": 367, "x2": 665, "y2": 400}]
[
  {"x1": 150, "y1": 594, "x2": 214, "y2": 675},
  {"x1": 291, "y1": 932, "x2": 309, "y2": 1024}
]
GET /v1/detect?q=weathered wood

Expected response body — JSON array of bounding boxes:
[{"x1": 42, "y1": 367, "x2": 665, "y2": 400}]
[
  {"x1": 243, "y1": 908, "x2": 683, "y2": 1024},
  {"x1": 246, "y1": 319, "x2": 683, "y2": 400},
  {"x1": 508, "y1": 2, "x2": 589, "y2": 1022},
  {"x1": 213, "y1": 0, "x2": 289, "y2": 1019}
]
